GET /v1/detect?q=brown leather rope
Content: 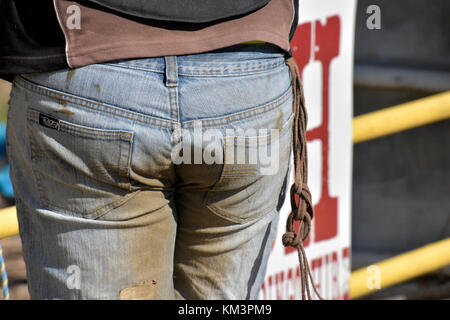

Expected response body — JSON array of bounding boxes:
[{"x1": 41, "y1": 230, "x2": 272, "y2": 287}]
[{"x1": 283, "y1": 57, "x2": 323, "y2": 300}]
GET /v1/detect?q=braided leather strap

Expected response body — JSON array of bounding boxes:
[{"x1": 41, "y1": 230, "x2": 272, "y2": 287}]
[{"x1": 282, "y1": 57, "x2": 323, "y2": 300}]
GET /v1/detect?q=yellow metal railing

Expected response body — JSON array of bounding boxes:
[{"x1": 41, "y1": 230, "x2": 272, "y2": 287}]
[
  {"x1": 0, "y1": 91, "x2": 449, "y2": 299},
  {"x1": 353, "y1": 90, "x2": 450, "y2": 143},
  {"x1": 0, "y1": 206, "x2": 18, "y2": 240},
  {"x1": 350, "y1": 238, "x2": 450, "y2": 299}
]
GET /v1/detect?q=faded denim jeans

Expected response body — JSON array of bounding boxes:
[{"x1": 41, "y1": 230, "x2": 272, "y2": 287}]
[{"x1": 6, "y1": 44, "x2": 293, "y2": 299}]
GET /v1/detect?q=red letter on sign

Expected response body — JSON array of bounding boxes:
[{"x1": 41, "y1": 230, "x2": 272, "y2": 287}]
[
  {"x1": 291, "y1": 22, "x2": 312, "y2": 74},
  {"x1": 307, "y1": 15, "x2": 341, "y2": 242}
]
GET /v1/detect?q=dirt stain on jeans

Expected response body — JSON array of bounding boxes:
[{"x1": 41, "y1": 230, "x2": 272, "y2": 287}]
[
  {"x1": 65, "y1": 69, "x2": 76, "y2": 90},
  {"x1": 275, "y1": 109, "x2": 283, "y2": 130},
  {"x1": 93, "y1": 83, "x2": 101, "y2": 94},
  {"x1": 119, "y1": 279, "x2": 161, "y2": 300},
  {"x1": 53, "y1": 96, "x2": 75, "y2": 115},
  {"x1": 52, "y1": 69, "x2": 77, "y2": 114}
]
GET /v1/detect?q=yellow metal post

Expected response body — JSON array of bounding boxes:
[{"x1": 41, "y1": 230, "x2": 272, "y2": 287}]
[
  {"x1": 0, "y1": 206, "x2": 18, "y2": 240},
  {"x1": 350, "y1": 238, "x2": 450, "y2": 299},
  {"x1": 353, "y1": 91, "x2": 450, "y2": 143}
]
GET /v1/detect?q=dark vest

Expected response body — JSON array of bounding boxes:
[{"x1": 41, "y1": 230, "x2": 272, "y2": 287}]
[{"x1": 87, "y1": 0, "x2": 271, "y2": 22}]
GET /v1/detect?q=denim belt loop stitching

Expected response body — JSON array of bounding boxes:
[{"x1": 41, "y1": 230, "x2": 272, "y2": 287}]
[{"x1": 164, "y1": 56, "x2": 179, "y2": 87}]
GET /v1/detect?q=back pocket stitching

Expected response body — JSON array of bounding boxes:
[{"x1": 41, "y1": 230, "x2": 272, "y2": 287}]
[
  {"x1": 203, "y1": 114, "x2": 293, "y2": 224},
  {"x1": 26, "y1": 108, "x2": 134, "y2": 219}
]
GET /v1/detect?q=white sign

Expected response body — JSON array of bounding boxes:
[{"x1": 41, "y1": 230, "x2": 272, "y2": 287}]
[{"x1": 260, "y1": 0, "x2": 356, "y2": 300}]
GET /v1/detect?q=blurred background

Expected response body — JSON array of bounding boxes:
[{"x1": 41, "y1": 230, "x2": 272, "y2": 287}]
[
  {"x1": 351, "y1": 0, "x2": 450, "y2": 299},
  {"x1": 0, "y1": 0, "x2": 449, "y2": 299}
]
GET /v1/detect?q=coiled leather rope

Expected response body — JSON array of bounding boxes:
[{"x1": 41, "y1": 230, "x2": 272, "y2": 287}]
[{"x1": 283, "y1": 57, "x2": 323, "y2": 300}]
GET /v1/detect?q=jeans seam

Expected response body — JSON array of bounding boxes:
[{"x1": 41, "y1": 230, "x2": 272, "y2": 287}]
[
  {"x1": 177, "y1": 59, "x2": 285, "y2": 76},
  {"x1": 206, "y1": 199, "x2": 278, "y2": 224},
  {"x1": 26, "y1": 109, "x2": 135, "y2": 141},
  {"x1": 41, "y1": 190, "x2": 141, "y2": 220},
  {"x1": 105, "y1": 63, "x2": 164, "y2": 74},
  {"x1": 15, "y1": 75, "x2": 178, "y2": 129},
  {"x1": 182, "y1": 85, "x2": 292, "y2": 128},
  {"x1": 105, "y1": 59, "x2": 285, "y2": 76}
]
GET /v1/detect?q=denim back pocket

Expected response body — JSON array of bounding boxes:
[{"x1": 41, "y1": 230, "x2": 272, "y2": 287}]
[
  {"x1": 26, "y1": 108, "x2": 134, "y2": 219},
  {"x1": 203, "y1": 114, "x2": 293, "y2": 224}
]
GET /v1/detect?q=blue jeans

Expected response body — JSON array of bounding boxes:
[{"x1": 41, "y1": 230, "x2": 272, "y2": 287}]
[{"x1": 6, "y1": 44, "x2": 293, "y2": 299}]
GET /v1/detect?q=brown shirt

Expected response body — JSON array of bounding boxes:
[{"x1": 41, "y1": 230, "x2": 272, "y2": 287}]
[{"x1": 54, "y1": 0, "x2": 296, "y2": 68}]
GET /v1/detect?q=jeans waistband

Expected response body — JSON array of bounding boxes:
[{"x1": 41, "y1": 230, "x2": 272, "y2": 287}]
[{"x1": 105, "y1": 44, "x2": 287, "y2": 77}]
